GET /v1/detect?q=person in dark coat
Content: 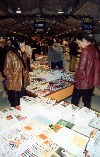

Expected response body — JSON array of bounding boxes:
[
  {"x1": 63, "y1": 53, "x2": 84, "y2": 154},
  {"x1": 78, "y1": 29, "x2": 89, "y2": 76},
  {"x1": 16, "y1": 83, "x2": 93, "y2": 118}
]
[
  {"x1": 71, "y1": 33, "x2": 100, "y2": 109},
  {"x1": 48, "y1": 39, "x2": 63, "y2": 69},
  {"x1": 0, "y1": 38, "x2": 8, "y2": 78},
  {"x1": 68, "y1": 38, "x2": 79, "y2": 72}
]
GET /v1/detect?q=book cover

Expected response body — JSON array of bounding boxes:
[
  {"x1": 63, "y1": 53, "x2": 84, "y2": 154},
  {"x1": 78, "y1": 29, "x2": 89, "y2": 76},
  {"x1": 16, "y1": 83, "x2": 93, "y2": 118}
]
[
  {"x1": 33, "y1": 115, "x2": 53, "y2": 125},
  {"x1": 56, "y1": 119, "x2": 75, "y2": 129},
  {"x1": 43, "y1": 146, "x2": 76, "y2": 157},
  {"x1": 49, "y1": 124, "x2": 62, "y2": 132}
]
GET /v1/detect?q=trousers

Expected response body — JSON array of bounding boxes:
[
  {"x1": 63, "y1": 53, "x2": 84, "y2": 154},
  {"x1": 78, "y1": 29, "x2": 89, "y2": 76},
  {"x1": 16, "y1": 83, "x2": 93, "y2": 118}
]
[
  {"x1": 71, "y1": 87, "x2": 94, "y2": 108},
  {"x1": 7, "y1": 86, "x2": 25, "y2": 107}
]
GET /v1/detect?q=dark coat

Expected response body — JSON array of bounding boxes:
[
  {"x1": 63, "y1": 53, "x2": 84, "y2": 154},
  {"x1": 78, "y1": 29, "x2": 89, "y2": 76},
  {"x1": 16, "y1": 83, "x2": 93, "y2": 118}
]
[
  {"x1": 69, "y1": 41, "x2": 78, "y2": 56},
  {"x1": 74, "y1": 44, "x2": 100, "y2": 89},
  {"x1": 0, "y1": 46, "x2": 8, "y2": 77}
]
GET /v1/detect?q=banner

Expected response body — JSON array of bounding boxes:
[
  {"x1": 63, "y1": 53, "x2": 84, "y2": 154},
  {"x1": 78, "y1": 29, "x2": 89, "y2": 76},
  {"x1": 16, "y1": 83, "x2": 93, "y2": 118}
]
[
  {"x1": 34, "y1": 15, "x2": 46, "y2": 33},
  {"x1": 83, "y1": 16, "x2": 93, "y2": 37}
]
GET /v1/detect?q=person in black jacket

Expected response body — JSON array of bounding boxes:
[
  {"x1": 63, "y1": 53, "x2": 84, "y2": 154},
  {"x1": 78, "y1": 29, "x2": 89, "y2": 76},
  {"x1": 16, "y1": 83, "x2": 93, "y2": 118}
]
[
  {"x1": 68, "y1": 38, "x2": 79, "y2": 72},
  {"x1": 0, "y1": 38, "x2": 8, "y2": 78}
]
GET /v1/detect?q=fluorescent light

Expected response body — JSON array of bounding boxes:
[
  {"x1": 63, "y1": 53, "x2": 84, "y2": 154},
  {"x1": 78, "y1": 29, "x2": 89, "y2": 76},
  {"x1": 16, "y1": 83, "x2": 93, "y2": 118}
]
[
  {"x1": 58, "y1": 8, "x2": 64, "y2": 14},
  {"x1": 16, "y1": 7, "x2": 22, "y2": 14}
]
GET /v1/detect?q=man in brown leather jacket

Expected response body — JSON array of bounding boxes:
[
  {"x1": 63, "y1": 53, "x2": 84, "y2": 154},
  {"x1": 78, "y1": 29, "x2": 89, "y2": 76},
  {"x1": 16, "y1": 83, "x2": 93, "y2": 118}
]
[{"x1": 71, "y1": 33, "x2": 100, "y2": 109}]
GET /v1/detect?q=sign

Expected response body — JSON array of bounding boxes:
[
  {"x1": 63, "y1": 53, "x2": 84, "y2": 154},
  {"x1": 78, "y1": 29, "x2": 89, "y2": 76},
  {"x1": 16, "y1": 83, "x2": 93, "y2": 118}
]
[
  {"x1": 34, "y1": 15, "x2": 46, "y2": 33},
  {"x1": 83, "y1": 16, "x2": 93, "y2": 36}
]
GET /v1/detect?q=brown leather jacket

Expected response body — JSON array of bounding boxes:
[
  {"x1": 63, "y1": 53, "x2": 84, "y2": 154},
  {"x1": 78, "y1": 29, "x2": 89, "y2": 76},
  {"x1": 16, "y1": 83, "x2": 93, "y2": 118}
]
[
  {"x1": 4, "y1": 50, "x2": 29, "y2": 91},
  {"x1": 74, "y1": 44, "x2": 100, "y2": 89}
]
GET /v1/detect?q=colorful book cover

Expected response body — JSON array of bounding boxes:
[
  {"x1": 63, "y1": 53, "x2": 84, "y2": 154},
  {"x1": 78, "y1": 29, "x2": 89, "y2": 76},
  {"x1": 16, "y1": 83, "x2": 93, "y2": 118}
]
[
  {"x1": 14, "y1": 114, "x2": 27, "y2": 121},
  {"x1": 49, "y1": 124, "x2": 62, "y2": 132},
  {"x1": 43, "y1": 146, "x2": 76, "y2": 157},
  {"x1": 33, "y1": 115, "x2": 52, "y2": 125},
  {"x1": 18, "y1": 144, "x2": 43, "y2": 157},
  {"x1": 56, "y1": 119, "x2": 75, "y2": 129}
]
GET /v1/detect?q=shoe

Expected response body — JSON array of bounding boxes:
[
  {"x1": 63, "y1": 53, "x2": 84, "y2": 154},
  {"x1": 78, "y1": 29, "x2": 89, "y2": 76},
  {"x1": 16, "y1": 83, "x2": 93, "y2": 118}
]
[
  {"x1": 15, "y1": 106, "x2": 21, "y2": 111},
  {"x1": 84, "y1": 105, "x2": 91, "y2": 110}
]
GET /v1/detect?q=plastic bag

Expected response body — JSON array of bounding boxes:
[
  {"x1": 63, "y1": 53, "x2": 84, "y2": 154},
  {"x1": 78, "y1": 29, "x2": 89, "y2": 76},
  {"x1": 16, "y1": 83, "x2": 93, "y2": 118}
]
[{"x1": 2, "y1": 78, "x2": 7, "y2": 86}]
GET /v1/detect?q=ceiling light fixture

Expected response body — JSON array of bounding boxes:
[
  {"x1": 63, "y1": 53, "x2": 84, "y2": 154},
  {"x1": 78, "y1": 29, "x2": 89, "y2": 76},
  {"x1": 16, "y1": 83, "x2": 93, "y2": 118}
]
[
  {"x1": 16, "y1": 7, "x2": 22, "y2": 14},
  {"x1": 16, "y1": 0, "x2": 22, "y2": 14},
  {"x1": 58, "y1": 0, "x2": 64, "y2": 14},
  {"x1": 58, "y1": 8, "x2": 64, "y2": 14}
]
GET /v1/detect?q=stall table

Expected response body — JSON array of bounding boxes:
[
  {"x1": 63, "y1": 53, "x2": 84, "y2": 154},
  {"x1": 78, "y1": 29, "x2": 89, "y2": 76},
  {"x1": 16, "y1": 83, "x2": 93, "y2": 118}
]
[
  {"x1": 26, "y1": 83, "x2": 74, "y2": 102},
  {"x1": 45, "y1": 84, "x2": 74, "y2": 102}
]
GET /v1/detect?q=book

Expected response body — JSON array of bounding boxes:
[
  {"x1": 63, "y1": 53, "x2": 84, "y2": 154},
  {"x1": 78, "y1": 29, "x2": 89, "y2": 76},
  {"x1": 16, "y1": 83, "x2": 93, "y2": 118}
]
[
  {"x1": 56, "y1": 119, "x2": 75, "y2": 129},
  {"x1": 89, "y1": 116, "x2": 100, "y2": 130},
  {"x1": 33, "y1": 115, "x2": 53, "y2": 125},
  {"x1": 43, "y1": 146, "x2": 76, "y2": 157},
  {"x1": 51, "y1": 127, "x2": 89, "y2": 156},
  {"x1": 49, "y1": 124, "x2": 62, "y2": 132}
]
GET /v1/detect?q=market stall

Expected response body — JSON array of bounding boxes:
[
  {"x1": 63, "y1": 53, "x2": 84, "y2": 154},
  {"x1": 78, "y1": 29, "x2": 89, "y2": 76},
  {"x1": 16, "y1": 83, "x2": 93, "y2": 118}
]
[{"x1": 26, "y1": 69, "x2": 74, "y2": 101}]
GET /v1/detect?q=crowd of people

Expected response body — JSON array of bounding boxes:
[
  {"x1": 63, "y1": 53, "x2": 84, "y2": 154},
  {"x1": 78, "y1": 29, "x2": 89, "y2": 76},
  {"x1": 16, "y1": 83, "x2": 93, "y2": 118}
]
[{"x1": 0, "y1": 33, "x2": 100, "y2": 110}]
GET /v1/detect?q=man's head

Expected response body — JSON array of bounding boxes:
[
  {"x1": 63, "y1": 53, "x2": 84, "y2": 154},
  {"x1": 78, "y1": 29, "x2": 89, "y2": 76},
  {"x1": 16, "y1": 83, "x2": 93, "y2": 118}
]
[
  {"x1": 75, "y1": 33, "x2": 94, "y2": 49},
  {"x1": 48, "y1": 39, "x2": 54, "y2": 47}
]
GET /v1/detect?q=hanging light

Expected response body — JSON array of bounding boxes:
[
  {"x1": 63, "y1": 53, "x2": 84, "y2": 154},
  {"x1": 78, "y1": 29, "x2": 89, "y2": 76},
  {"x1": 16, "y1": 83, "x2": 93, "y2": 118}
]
[
  {"x1": 58, "y1": 8, "x2": 64, "y2": 14},
  {"x1": 16, "y1": 0, "x2": 22, "y2": 14},
  {"x1": 58, "y1": 0, "x2": 64, "y2": 14},
  {"x1": 16, "y1": 7, "x2": 22, "y2": 14}
]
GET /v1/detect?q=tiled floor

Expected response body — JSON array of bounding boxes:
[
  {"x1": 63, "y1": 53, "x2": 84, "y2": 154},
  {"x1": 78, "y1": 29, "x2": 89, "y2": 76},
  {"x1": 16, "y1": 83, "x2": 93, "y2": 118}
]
[{"x1": 0, "y1": 54, "x2": 100, "y2": 112}]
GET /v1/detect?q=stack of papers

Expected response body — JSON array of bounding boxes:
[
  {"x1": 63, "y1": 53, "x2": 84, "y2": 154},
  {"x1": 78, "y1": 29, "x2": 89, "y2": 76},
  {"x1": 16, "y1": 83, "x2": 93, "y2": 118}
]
[
  {"x1": 74, "y1": 107, "x2": 96, "y2": 126},
  {"x1": 89, "y1": 116, "x2": 100, "y2": 130},
  {"x1": 51, "y1": 127, "x2": 89, "y2": 156}
]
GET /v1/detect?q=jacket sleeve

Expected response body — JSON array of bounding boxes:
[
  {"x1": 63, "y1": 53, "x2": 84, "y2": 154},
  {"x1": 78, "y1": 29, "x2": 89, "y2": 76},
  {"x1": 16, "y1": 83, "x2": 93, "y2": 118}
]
[
  {"x1": 74, "y1": 50, "x2": 88, "y2": 81},
  {"x1": 94, "y1": 51, "x2": 100, "y2": 87},
  {"x1": 4, "y1": 51, "x2": 22, "y2": 89},
  {"x1": 4, "y1": 52, "x2": 14, "y2": 81}
]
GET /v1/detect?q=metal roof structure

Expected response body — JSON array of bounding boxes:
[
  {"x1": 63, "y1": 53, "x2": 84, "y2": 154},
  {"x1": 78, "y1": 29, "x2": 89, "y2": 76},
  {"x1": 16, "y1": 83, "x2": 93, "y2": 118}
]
[{"x1": 0, "y1": 0, "x2": 100, "y2": 37}]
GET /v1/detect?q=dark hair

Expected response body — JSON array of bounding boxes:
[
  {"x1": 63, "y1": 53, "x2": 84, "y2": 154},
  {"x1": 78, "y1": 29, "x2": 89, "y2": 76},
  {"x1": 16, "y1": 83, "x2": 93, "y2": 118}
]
[
  {"x1": 48, "y1": 39, "x2": 54, "y2": 46},
  {"x1": 18, "y1": 39, "x2": 26, "y2": 45},
  {"x1": 75, "y1": 32, "x2": 94, "y2": 42}
]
